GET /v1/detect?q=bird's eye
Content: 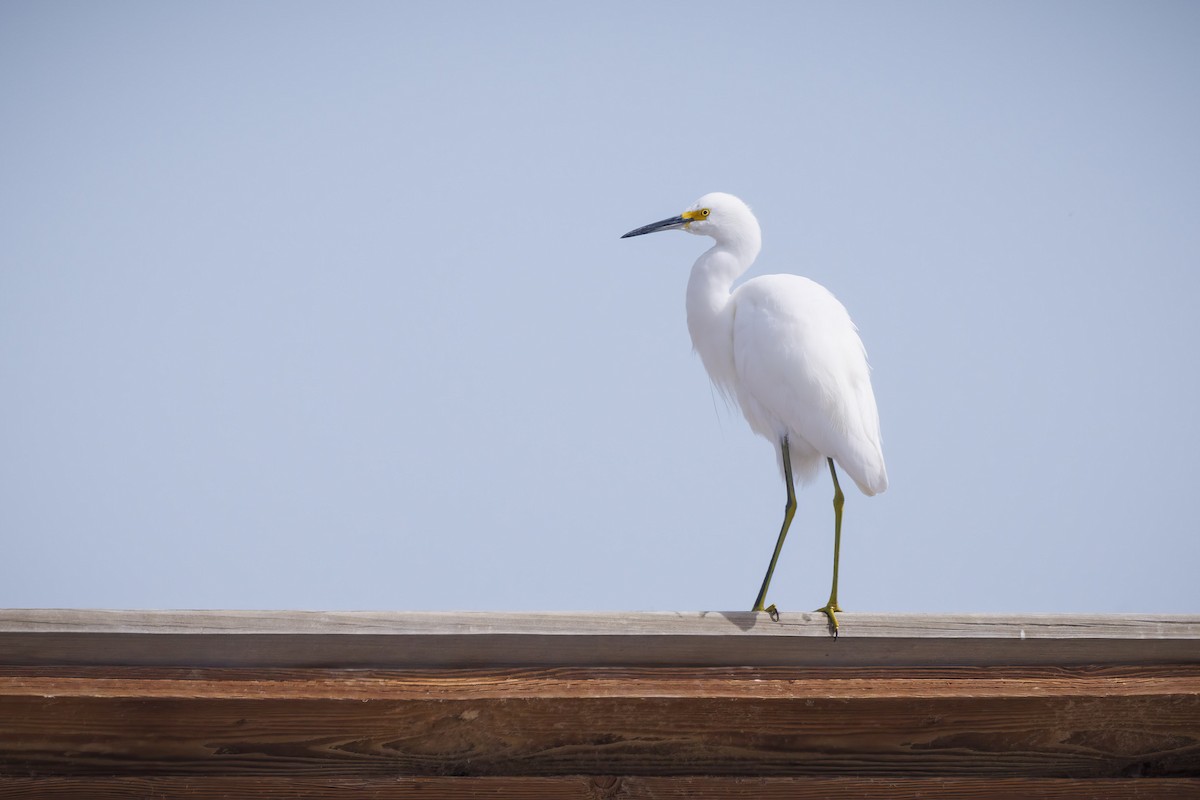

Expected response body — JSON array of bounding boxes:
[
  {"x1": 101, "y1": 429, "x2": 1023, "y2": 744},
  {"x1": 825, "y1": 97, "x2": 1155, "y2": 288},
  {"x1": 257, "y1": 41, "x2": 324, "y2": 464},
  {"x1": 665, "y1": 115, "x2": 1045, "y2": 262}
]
[{"x1": 701, "y1": 208, "x2": 710, "y2": 217}]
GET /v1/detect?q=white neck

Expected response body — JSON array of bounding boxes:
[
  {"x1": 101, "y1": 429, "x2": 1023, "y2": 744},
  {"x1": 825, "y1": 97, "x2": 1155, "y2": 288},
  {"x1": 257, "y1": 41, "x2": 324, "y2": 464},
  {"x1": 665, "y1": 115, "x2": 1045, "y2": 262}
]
[{"x1": 685, "y1": 233, "x2": 760, "y2": 394}]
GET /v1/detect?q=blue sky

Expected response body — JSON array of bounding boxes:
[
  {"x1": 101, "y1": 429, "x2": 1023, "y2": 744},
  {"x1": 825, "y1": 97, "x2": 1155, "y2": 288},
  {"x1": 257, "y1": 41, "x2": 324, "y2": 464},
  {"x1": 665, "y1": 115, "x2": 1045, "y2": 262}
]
[{"x1": 2, "y1": 2, "x2": 1198, "y2": 613}]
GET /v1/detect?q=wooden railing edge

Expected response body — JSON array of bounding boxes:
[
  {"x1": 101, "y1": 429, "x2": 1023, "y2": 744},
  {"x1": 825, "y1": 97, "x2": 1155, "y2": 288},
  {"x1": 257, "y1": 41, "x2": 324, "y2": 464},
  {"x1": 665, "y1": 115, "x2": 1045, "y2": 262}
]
[{"x1": 1, "y1": 609, "x2": 1197, "y2": 668}]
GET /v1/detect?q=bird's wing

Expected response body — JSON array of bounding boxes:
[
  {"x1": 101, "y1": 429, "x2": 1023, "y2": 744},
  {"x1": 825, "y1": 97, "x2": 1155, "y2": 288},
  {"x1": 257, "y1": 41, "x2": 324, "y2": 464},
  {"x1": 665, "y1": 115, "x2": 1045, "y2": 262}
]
[{"x1": 732, "y1": 275, "x2": 887, "y2": 495}]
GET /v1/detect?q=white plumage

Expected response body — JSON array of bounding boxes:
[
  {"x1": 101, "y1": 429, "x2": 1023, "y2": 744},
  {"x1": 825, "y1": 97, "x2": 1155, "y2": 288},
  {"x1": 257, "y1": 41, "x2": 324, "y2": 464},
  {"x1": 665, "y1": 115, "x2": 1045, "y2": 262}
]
[
  {"x1": 729, "y1": 273, "x2": 887, "y2": 496},
  {"x1": 622, "y1": 192, "x2": 886, "y2": 632}
]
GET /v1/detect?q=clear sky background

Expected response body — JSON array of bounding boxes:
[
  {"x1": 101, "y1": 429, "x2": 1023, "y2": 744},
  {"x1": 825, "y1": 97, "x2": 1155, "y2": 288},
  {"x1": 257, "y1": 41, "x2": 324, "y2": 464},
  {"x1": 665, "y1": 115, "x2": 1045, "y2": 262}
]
[{"x1": 2, "y1": 2, "x2": 1198, "y2": 614}]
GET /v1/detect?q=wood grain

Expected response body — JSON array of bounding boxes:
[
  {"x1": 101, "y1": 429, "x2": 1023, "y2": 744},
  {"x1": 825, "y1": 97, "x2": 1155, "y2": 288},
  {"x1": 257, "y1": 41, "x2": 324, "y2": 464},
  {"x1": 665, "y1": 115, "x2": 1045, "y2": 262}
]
[
  {"x1": 2, "y1": 665, "x2": 1197, "y2": 779},
  {"x1": 2, "y1": 610, "x2": 1197, "y2": 668},
  {"x1": 2, "y1": 612, "x2": 1197, "y2": 796},
  {"x1": 1, "y1": 664, "x2": 1198, "y2": 700},
  {"x1": 0, "y1": 776, "x2": 1198, "y2": 799}
]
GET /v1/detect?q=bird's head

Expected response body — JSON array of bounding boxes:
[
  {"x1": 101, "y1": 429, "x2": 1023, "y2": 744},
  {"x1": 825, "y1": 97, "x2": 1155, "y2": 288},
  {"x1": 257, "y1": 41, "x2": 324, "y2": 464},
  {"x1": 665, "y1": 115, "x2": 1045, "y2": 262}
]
[{"x1": 621, "y1": 192, "x2": 759, "y2": 247}]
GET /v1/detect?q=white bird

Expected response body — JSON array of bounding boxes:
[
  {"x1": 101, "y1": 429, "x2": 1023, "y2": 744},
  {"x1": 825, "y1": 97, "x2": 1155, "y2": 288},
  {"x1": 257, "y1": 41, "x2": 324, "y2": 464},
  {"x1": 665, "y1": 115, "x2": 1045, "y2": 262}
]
[{"x1": 621, "y1": 192, "x2": 886, "y2": 633}]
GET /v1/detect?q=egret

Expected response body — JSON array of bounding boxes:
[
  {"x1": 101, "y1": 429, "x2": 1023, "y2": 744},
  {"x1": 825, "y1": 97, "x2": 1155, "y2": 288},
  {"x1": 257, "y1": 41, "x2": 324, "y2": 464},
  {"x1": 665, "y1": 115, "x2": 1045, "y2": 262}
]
[{"x1": 621, "y1": 192, "x2": 887, "y2": 633}]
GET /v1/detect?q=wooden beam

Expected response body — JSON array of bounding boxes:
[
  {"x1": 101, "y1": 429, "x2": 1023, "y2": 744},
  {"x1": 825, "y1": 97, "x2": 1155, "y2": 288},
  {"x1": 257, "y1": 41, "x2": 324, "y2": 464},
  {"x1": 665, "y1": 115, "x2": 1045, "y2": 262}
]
[
  {"x1": 1, "y1": 776, "x2": 1198, "y2": 799},
  {"x1": 1, "y1": 611, "x2": 1197, "y2": 797},
  {"x1": 1, "y1": 610, "x2": 1197, "y2": 667},
  {"x1": 1, "y1": 664, "x2": 1198, "y2": 778}
]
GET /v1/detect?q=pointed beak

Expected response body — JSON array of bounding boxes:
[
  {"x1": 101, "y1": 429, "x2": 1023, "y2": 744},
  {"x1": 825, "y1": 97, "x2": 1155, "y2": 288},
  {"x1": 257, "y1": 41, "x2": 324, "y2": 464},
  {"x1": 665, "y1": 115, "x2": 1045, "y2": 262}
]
[{"x1": 620, "y1": 214, "x2": 688, "y2": 239}]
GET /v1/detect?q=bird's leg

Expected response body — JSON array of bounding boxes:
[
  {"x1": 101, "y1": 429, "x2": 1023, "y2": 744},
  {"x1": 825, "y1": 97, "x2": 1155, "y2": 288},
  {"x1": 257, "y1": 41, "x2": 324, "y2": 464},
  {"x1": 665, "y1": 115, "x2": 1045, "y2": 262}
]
[
  {"x1": 753, "y1": 436, "x2": 796, "y2": 621},
  {"x1": 815, "y1": 457, "x2": 845, "y2": 637}
]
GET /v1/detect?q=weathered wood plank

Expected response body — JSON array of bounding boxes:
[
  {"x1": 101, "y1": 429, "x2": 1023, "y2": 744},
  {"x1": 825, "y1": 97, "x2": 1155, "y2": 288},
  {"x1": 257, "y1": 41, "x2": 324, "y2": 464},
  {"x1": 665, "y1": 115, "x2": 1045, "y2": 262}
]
[
  {"x1": 1, "y1": 664, "x2": 1198, "y2": 700},
  {"x1": 2, "y1": 612, "x2": 1197, "y2": 789},
  {"x1": 10, "y1": 610, "x2": 1199, "y2": 637},
  {"x1": 0, "y1": 776, "x2": 1198, "y2": 799},
  {"x1": 2, "y1": 666, "x2": 1197, "y2": 779},
  {"x1": 1, "y1": 610, "x2": 1197, "y2": 668}
]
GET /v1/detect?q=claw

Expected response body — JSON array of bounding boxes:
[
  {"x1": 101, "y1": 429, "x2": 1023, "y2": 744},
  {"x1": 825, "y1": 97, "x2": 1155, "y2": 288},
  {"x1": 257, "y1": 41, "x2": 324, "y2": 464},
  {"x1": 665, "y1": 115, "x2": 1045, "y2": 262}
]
[
  {"x1": 766, "y1": 604, "x2": 780, "y2": 622},
  {"x1": 815, "y1": 604, "x2": 841, "y2": 638}
]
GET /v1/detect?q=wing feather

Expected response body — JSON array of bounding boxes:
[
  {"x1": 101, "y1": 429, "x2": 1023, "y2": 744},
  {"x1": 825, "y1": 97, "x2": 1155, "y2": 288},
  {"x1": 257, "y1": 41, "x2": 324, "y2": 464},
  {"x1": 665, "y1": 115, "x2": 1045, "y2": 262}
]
[{"x1": 731, "y1": 275, "x2": 887, "y2": 495}]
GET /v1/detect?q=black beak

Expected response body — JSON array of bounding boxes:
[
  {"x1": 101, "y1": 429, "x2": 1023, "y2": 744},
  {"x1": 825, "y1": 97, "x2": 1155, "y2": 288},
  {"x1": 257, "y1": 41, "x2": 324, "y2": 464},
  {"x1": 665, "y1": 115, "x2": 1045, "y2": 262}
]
[{"x1": 620, "y1": 215, "x2": 688, "y2": 239}]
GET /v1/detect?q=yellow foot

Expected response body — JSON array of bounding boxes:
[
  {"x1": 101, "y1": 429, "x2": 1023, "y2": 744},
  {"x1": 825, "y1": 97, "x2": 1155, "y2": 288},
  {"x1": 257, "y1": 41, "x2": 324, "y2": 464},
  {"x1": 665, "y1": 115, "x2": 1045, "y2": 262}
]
[
  {"x1": 814, "y1": 604, "x2": 842, "y2": 638},
  {"x1": 753, "y1": 602, "x2": 781, "y2": 622}
]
